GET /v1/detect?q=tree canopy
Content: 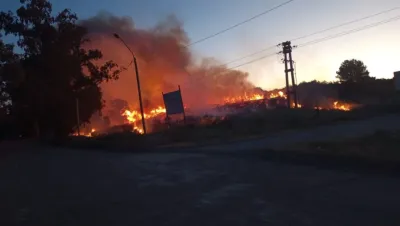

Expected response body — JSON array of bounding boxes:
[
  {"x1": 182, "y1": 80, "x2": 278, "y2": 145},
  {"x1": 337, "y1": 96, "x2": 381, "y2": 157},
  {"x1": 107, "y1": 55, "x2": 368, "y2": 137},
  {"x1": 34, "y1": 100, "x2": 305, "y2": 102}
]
[
  {"x1": 0, "y1": 40, "x2": 14, "y2": 108},
  {"x1": 0, "y1": 0, "x2": 122, "y2": 137},
  {"x1": 336, "y1": 59, "x2": 370, "y2": 83}
]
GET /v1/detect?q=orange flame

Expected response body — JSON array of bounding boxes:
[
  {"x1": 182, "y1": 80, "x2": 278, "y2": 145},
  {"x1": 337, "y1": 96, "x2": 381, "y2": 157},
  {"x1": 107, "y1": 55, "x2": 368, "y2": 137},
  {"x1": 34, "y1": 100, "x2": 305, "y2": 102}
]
[
  {"x1": 222, "y1": 91, "x2": 288, "y2": 104},
  {"x1": 72, "y1": 128, "x2": 96, "y2": 137},
  {"x1": 116, "y1": 94, "x2": 352, "y2": 135},
  {"x1": 223, "y1": 93, "x2": 265, "y2": 103},
  {"x1": 122, "y1": 106, "x2": 166, "y2": 123},
  {"x1": 332, "y1": 101, "x2": 351, "y2": 111},
  {"x1": 121, "y1": 106, "x2": 167, "y2": 134},
  {"x1": 269, "y1": 91, "x2": 286, "y2": 99}
]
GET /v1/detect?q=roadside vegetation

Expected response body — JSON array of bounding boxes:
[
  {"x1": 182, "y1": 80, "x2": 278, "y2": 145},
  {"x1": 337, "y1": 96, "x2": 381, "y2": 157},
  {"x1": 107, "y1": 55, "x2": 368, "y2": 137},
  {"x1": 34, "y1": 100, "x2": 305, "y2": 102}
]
[
  {"x1": 60, "y1": 102, "x2": 400, "y2": 151},
  {"x1": 284, "y1": 130, "x2": 400, "y2": 164}
]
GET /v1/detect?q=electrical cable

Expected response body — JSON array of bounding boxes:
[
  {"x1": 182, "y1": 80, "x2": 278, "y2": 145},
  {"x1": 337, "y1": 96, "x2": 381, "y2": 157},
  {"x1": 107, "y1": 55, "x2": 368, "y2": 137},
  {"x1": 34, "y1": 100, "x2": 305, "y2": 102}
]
[
  {"x1": 291, "y1": 6, "x2": 400, "y2": 42},
  {"x1": 227, "y1": 52, "x2": 278, "y2": 70},
  {"x1": 186, "y1": 0, "x2": 295, "y2": 47},
  {"x1": 221, "y1": 6, "x2": 400, "y2": 66},
  {"x1": 297, "y1": 14, "x2": 400, "y2": 48},
  {"x1": 223, "y1": 14, "x2": 400, "y2": 69}
]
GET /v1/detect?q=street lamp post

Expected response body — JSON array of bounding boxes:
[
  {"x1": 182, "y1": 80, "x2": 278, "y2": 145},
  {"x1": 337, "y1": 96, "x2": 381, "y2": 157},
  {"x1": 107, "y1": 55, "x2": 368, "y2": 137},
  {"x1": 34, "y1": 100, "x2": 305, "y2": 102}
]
[{"x1": 113, "y1": 33, "x2": 147, "y2": 134}]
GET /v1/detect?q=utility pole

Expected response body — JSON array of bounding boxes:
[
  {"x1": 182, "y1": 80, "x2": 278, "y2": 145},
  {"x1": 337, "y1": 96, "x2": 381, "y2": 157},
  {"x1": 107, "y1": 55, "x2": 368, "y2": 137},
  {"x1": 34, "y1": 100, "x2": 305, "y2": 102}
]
[
  {"x1": 279, "y1": 41, "x2": 298, "y2": 108},
  {"x1": 133, "y1": 57, "x2": 147, "y2": 134},
  {"x1": 114, "y1": 33, "x2": 147, "y2": 134},
  {"x1": 283, "y1": 49, "x2": 291, "y2": 109}
]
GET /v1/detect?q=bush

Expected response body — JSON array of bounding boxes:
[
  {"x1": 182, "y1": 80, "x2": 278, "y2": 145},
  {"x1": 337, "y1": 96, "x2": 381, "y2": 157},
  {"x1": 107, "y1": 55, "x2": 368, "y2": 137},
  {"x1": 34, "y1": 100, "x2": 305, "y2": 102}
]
[{"x1": 60, "y1": 131, "x2": 149, "y2": 152}]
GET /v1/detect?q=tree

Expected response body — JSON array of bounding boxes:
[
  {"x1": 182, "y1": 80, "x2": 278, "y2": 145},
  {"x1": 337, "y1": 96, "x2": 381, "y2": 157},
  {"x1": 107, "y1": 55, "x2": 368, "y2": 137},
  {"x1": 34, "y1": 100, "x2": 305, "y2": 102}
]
[
  {"x1": 0, "y1": 0, "x2": 122, "y2": 137},
  {"x1": 0, "y1": 38, "x2": 17, "y2": 108},
  {"x1": 336, "y1": 59, "x2": 370, "y2": 83}
]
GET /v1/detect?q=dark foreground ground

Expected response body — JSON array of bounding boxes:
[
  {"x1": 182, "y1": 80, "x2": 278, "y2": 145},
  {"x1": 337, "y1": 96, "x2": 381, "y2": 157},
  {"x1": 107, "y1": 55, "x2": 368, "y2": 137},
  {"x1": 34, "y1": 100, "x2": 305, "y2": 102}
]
[{"x1": 1, "y1": 144, "x2": 400, "y2": 226}]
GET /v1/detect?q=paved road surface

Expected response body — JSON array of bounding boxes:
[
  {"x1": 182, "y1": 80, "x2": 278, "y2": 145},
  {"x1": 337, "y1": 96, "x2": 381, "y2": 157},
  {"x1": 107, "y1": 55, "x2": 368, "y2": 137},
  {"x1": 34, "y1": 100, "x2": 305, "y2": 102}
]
[
  {"x1": 1, "y1": 146, "x2": 399, "y2": 226},
  {"x1": 192, "y1": 114, "x2": 400, "y2": 152}
]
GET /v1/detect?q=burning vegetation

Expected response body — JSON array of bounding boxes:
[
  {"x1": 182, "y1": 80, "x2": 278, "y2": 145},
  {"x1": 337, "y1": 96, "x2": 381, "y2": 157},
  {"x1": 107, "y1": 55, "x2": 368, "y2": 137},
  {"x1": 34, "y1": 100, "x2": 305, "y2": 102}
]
[
  {"x1": 74, "y1": 89, "x2": 354, "y2": 136},
  {"x1": 72, "y1": 13, "x2": 354, "y2": 136}
]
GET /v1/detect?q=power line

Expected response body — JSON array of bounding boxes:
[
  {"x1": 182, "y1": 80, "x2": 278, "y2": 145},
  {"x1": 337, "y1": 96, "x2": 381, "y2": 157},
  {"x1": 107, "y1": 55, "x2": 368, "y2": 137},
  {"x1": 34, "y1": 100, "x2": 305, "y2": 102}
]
[
  {"x1": 224, "y1": 45, "x2": 277, "y2": 66},
  {"x1": 186, "y1": 0, "x2": 295, "y2": 47},
  {"x1": 221, "y1": 6, "x2": 400, "y2": 66},
  {"x1": 291, "y1": 6, "x2": 400, "y2": 42},
  {"x1": 227, "y1": 52, "x2": 278, "y2": 70},
  {"x1": 224, "y1": 14, "x2": 400, "y2": 70},
  {"x1": 297, "y1": 14, "x2": 400, "y2": 48}
]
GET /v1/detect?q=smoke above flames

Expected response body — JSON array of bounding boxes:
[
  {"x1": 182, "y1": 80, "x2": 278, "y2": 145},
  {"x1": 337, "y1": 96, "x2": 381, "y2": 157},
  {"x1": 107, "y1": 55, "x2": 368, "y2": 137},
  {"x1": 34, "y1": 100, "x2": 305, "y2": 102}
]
[{"x1": 80, "y1": 12, "x2": 256, "y2": 115}]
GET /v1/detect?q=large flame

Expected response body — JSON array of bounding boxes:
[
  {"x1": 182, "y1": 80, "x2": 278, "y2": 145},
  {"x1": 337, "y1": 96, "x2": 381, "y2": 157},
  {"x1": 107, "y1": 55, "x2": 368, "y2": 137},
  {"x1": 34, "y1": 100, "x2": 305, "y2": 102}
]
[
  {"x1": 221, "y1": 90, "x2": 351, "y2": 111},
  {"x1": 121, "y1": 106, "x2": 167, "y2": 134},
  {"x1": 332, "y1": 101, "x2": 351, "y2": 111},
  {"x1": 223, "y1": 93, "x2": 264, "y2": 103},
  {"x1": 74, "y1": 96, "x2": 352, "y2": 137},
  {"x1": 122, "y1": 106, "x2": 166, "y2": 123},
  {"x1": 222, "y1": 91, "x2": 287, "y2": 104}
]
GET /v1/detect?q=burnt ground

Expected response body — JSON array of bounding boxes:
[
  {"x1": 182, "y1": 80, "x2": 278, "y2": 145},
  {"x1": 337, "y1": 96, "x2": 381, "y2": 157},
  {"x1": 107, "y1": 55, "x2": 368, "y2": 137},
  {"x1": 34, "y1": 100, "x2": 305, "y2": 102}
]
[{"x1": 1, "y1": 145, "x2": 400, "y2": 226}]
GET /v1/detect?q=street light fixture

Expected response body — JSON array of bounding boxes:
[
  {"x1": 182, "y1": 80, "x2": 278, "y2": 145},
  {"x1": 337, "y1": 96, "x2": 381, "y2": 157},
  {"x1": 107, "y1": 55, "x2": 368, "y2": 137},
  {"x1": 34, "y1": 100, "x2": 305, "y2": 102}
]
[{"x1": 113, "y1": 33, "x2": 147, "y2": 135}]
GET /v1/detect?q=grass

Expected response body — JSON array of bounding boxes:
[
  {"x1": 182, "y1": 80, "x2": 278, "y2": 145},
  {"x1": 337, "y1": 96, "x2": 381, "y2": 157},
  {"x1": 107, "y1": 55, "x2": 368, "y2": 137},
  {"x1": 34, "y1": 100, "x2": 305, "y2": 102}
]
[
  {"x1": 58, "y1": 131, "x2": 150, "y2": 153},
  {"x1": 60, "y1": 103, "x2": 400, "y2": 151},
  {"x1": 285, "y1": 130, "x2": 400, "y2": 163},
  {"x1": 151, "y1": 104, "x2": 400, "y2": 146}
]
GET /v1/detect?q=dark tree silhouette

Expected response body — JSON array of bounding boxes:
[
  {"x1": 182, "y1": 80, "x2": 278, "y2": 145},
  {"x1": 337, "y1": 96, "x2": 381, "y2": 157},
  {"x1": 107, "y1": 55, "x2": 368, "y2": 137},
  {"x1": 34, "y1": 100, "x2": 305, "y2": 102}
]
[
  {"x1": 336, "y1": 59, "x2": 370, "y2": 83},
  {"x1": 0, "y1": 39, "x2": 17, "y2": 108},
  {"x1": 0, "y1": 0, "x2": 122, "y2": 137}
]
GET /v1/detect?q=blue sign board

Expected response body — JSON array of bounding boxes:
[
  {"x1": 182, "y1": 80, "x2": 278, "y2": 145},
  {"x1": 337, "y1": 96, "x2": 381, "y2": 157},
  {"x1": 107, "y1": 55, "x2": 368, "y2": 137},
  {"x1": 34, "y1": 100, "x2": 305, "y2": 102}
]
[{"x1": 163, "y1": 90, "x2": 184, "y2": 115}]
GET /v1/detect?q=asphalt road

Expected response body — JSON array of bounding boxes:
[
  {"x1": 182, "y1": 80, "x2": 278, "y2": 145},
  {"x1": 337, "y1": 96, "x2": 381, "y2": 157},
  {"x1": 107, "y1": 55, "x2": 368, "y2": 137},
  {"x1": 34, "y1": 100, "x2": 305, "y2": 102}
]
[
  {"x1": 1, "y1": 146, "x2": 400, "y2": 226},
  {"x1": 192, "y1": 114, "x2": 400, "y2": 152}
]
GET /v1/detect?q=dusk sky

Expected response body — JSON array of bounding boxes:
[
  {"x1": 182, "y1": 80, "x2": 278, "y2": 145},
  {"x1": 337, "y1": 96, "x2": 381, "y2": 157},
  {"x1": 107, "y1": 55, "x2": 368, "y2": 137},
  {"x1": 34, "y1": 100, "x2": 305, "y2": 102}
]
[{"x1": 2, "y1": 0, "x2": 400, "y2": 89}]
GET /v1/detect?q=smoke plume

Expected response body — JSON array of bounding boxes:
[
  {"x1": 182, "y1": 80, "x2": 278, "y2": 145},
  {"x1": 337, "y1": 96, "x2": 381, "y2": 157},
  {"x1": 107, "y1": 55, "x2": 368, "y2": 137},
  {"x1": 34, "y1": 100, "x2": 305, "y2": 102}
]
[{"x1": 80, "y1": 12, "x2": 255, "y2": 116}]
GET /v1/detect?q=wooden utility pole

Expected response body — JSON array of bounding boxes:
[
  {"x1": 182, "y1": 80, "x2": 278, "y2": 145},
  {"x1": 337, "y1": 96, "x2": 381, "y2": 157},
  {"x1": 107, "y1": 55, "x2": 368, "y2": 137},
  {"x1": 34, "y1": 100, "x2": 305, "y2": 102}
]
[
  {"x1": 280, "y1": 41, "x2": 298, "y2": 108},
  {"x1": 133, "y1": 57, "x2": 147, "y2": 134},
  {"x1": 113, "y1": 33, "x2": 147, "y2": 135},
  {"x1": 283, "y1": 49, "x2": 291, "y2": 109}
]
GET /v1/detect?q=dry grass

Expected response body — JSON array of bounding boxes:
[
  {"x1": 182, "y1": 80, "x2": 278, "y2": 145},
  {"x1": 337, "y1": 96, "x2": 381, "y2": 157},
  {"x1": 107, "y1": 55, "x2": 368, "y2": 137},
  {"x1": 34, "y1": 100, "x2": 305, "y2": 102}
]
[
  {"x1": 286, "y1": 130, "x2": 400, "y2": 163},
  {"x1": 61, "y1": 104, "x2": 400, "y2": 150},
  {"x1": 60, "y1": 131, "x2": 149, "y2": 152},
  {"x1": 150, "y1": 108, "x2": 361, "y2": 145}
]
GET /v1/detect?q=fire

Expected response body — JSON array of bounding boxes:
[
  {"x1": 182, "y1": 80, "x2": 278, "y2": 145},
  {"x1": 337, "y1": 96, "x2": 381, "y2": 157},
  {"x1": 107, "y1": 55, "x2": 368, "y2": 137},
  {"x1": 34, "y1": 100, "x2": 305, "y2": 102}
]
[
  {"x1": 116, "y1": 93, "x2": 352, "y2": 135},
  {"x1": 122, "y1": 109, "x2": 142, "y2": 123},
  {"x1": 292, "y1": 103, "x2": 302, "y2": 108},
  {"x1": 134, "y1": 127, "x2": 144, "y2": 134},
  {"x1": 122, "y1": 106, "x2": 167, "y2": 134},
  {"x1": 223, "y1": 91, "x2": 287, "y2": 104},
  {"x1": 223, "y1": 93, "x2": 265, "y2": 103},
  {"x1": 72, "y1": 128, "x2": 96, "y2": 137},
  {"x1": 122, "y1": 106, "x2": 166, "y2": 123},
  {"x1": 332, "y1": 101, "x2": 351, "y2": 111},
  {"x1": 269, "y1": 91, "x2": 286, "y2": 99},
  {"x1": 221, "y1": 90, "x2": 353, "y2": 112}
]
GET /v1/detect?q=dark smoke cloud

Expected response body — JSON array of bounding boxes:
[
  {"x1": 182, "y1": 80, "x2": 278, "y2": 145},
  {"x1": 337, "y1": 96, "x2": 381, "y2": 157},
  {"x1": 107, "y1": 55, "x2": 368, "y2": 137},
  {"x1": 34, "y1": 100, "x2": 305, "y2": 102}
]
[{"x1": 80, "y1": 12, "x2": 255, "y2": 116}]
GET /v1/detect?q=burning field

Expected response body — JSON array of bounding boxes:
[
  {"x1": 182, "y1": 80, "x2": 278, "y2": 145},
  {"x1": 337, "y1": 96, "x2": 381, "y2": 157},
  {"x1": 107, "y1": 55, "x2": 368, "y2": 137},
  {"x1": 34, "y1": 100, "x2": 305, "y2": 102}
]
[
  {"x1": 74, "y1": 13, "x2": 354, "y2": 137},
  {"x1": 76, "y1": 89, "x2": 353, "y2": 137}
]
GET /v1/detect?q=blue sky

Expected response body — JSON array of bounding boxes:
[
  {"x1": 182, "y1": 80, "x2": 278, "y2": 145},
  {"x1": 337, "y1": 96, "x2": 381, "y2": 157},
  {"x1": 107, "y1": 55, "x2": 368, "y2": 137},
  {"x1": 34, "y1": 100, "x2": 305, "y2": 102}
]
[{"x1": 2, "y1": 0, "x2": 400, "y2": 89}]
